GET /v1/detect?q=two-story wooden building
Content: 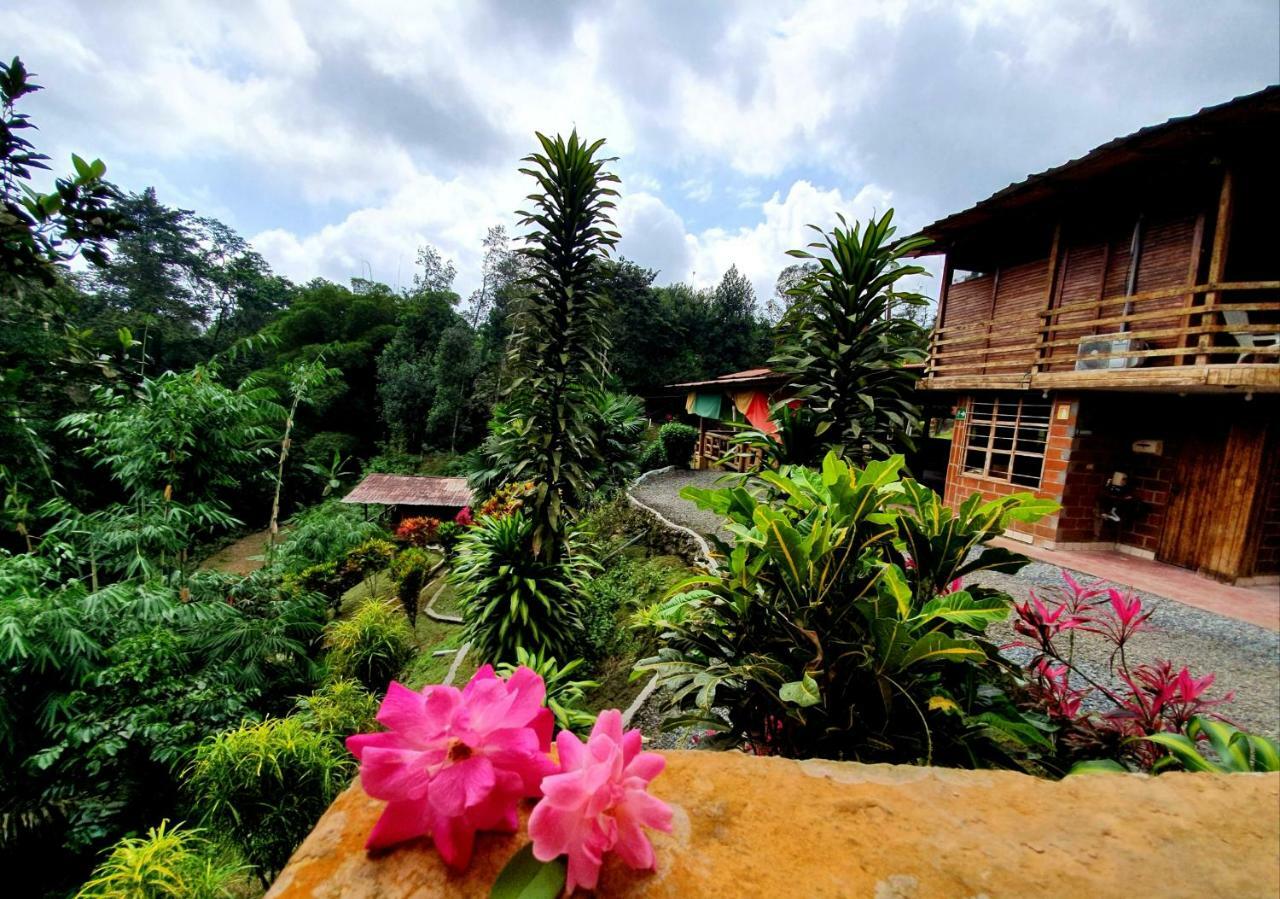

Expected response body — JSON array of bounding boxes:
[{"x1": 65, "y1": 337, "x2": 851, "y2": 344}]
[{"x1": 919, "y1": 86, "x2": 1279, "y2": 584}]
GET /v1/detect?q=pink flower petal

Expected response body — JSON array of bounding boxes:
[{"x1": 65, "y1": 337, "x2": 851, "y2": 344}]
[
  {"x1": 429, "y1": 756, "x2": 496, "y2": 817},
  {"x1": 365, "y1": 799, "x2": 432, "y2": 850}
]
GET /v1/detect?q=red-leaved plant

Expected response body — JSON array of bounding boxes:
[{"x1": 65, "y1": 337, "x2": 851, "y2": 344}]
[
  {"x1": 1011, "y1": 572, "x2": 1233, "y2": 769},
  {"x1": 395, "y1": 516, "x2": 441, "y2": 547}
]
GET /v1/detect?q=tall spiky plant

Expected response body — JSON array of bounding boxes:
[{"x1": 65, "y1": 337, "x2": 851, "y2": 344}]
[
  {"x1": 505, "y1": 131, "x2": 620, "y2": 558},
  {"x1": 772, "y1": 210, "x2": 930, "y2": 462}
]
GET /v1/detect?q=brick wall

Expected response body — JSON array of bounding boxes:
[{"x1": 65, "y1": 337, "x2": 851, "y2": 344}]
[
  {"x1": 944, "y1": 393, "x2": 1275, "y2": 566},
  {"x1": 943, "y1": 394, "x2": 1076, "y2": 543}
]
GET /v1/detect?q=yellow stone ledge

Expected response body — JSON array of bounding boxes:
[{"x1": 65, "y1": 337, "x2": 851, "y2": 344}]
[{"x1": 267, "y1": 751, "x2": 1279, "y2": 898}]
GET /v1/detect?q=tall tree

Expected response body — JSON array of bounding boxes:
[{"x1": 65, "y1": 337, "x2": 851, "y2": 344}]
[
  {"x1": 771, "y1": 210, "x2": 930, "y2": 462},
  {"x1": 504, "y1": 131, "x2": 619, "y2": 558},
  {"x1": 704, "y1": 264, "x2": 769, "y2": 376}
]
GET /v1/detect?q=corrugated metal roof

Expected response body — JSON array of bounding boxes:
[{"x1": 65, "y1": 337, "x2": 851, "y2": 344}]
[
  {"x1": 669, "y1": 367, "x2": 785, "y2": 388},
  {"x1": 914, "y1": 84, "x2": 1280, "y2": 250},
  {"x1": 341, "y1": 474, "x2": 473, "y2": 507}
]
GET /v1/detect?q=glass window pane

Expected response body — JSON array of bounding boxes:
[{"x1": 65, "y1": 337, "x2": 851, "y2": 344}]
[
  {"x1": 988, "y1": 452, "x2": 1012, "y2": 478},
  {"x1": 963, "y1": 449, "x2": 986, "y2": 473},
  {"x1": 1012, "y1": 454, "x2": 1044, "y2": 486}
]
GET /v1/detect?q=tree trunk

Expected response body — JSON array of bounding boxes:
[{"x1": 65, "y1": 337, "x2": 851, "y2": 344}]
[{"x1": 268, "y1": 396, "x2": 301, "y2": 559}]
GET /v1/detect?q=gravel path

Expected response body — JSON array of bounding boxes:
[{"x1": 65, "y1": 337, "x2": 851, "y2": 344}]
[
  {"x1": 628, "y1": 469, "x2": 1280, "y2": 741},
  {"x1": 630, "y1": 468, "x2": 734, "y2": 542}
]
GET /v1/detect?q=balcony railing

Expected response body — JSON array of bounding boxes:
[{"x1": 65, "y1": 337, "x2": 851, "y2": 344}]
[{"x1": 925, "y1": 281, "x2": 1280, "y2": 387}]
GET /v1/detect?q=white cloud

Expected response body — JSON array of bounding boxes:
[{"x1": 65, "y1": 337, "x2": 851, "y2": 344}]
[{"x1": 5, "y1": 0, "x2": 1275, "y2": 306}]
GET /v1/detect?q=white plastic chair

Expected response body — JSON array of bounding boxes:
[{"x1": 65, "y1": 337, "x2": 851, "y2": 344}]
[{"x1": 1223, "y1": 308, "x2": 1280, "y2": 362}]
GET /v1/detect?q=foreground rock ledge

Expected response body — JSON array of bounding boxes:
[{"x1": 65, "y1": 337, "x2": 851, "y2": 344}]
[{"x1": 267, "y1": 751, "x2": 1279, "y2": 898}]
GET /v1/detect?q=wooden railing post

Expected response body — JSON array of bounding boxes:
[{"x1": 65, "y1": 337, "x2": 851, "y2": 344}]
[
  {"x1": 1198, "y1": 168, "x2": 1234, "y2": 366},
  {"x1": 1033, "y1": 223, "x2": 1063, "y2": 374}
]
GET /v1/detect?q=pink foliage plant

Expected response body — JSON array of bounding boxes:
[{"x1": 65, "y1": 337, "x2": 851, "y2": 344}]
[
  {"x1": 1010, "y1": 572, "x2": 1232, "y2": 769},
  {"x1": 346, "y1": 665, "x2": 557, "y2": 869},
  {"x1": 529, "y1": 710, "x2": 674, "y2": 893}
]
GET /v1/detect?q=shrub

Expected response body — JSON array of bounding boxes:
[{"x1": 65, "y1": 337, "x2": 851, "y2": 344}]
[
  {"x1": 394, "y1": 516, "x2": 440, "y2": 547},
  {"x1": 435, "y1": 520, "x2": 463, "y2": 555},
  {"x1": 581, "y1": 555, "x2": 677, "y2": 659},
  {"x1": 497, "y1": 648, "x2": 598, "y2": 733},
  {"x1": 185, "y1": 717, "x2": 350, "y2": 882},
  {"x1": 76, "y1": 820, "x2": 244, "y2": 899},
  {"x1": 340, "y1": 537, "x2": 398, "y2": 601},
  {"x1": 637, "y1": 452, "x2": 1056, "y2": 765},
  {"x1": 1013, "y1": 571, "x2": 1243, "y2": 772},
  {"x1": 450, "y1": 511, "x2": 591, "y2": 665},
  {"x1": 390, "y1": 547, "x2": 438, "y2": 627},
  {"x1": 637, "y1": 438, "x2": 666, "y2": 472},
  {"x1": 323, "y1": 598, "x2": 415, "y2": 692},
  {"x1": 290, "y1": 560, "x2": 358, "y2": 605},
  {"x1": 274, "y1": 501, "x2": 382, "y2": 573},
  {"x1": 292, "y1": 679, "x2": 380, "y2": 739},
  {"x1": 656, "y1": 422, "x2": 697, "y2": 468},
  {"x1": 477, "y1": 480, "x2": 535, "y2": 520}
]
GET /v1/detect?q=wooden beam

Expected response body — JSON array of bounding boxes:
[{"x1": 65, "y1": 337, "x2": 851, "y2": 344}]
[
  {"x1": 1198, "y1": 167, "x2": 1235, "y2": 365},
  {"x1": 1032, "y1": 223, "x2": 1063, "y2": 374},
  {"x1": 981, "y1": 268, "x2": 1001, "y2": 373},
  {"x1": 1178, "y1": 210, "x2": 1207, "y2": 365}
]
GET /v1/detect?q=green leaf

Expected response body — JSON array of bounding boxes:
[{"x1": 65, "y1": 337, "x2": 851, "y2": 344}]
[
  {"x1": 877, "y1": 563, "x2": 912, "y2": 619},
  {"x1": 1142, "y1": 733, "x2": 1219, "y2": 772},
  {"x1": 899, "y1": 633, "x2": 982, "y2": 668},
  {"x1": 779, "y1": 673, "x2": 821, "y2": 707},
  {"x1": 490, "y1": 844, "x2": 566, "y2": 899},
  {"x1": 1067, "y1": 759, "x2": 1129, "y2": 775},
  {"x1": 917, "y1": 591, "x2": 1008, "y2": 630}
]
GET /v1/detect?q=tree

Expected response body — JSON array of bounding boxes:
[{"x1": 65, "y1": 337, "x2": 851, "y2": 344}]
[
  {"x1": 269, "y1": 357, "x2": 341, "y2": 556},
  {"x1": 0, "y1": 57, "x2": 120, "y2": 296},
  {"x1": 765, "y1": 261, "x2": 819, "y2": 322},
  {"x1": 771, "y1": 210, "x2": 930, "y2": 462},
  {"x1": 412, "y1": 244, "x2": 457, "y2": 294},
  {"x1": 503, "y1": 131, "x2": 619, "y2": 558},
  {"x1": 704, "y1": 264, "x2": 769, "y2": 376},
  {"x1": 426, "y1": 322, "x2": 479, "y2": 451}
]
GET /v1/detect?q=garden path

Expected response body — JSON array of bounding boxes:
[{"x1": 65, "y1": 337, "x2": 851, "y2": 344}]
[{"x1": 628, "y1": 468, "x2": 1280, "y2": 740}]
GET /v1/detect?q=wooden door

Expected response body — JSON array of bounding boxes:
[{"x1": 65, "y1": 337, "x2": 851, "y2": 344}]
[
  {"x1": 1158, "y1": 416, "x2": 1268, "y2": 579},
  {"x1": 1157, "y1": 422, "x2": 1226, "y2": 570}
]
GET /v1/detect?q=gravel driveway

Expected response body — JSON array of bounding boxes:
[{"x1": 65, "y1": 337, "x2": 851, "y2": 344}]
[{"x1": 628, "y1": 468, "x2": 1280, "y2": 741}]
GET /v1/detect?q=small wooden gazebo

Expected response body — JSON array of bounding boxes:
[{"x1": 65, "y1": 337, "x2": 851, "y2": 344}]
[
  {"x1": 341, "y1": 474, "x2": 473, "y2": 522},
  {"x1": 669, "y1": 368, "x2": 791, "y2": 471}
]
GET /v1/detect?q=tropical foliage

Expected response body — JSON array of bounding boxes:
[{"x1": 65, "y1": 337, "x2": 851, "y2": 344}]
[
  {"x1": 637, "y1": 452, "x2": 1056, "y2": 764},
  {"x1": 451, "y1": 511, "x2": 592, "y2": 664},
  {"x1": 499, "y1": 131, "x2": 619, "y2": 558},
  {"x1": 184, "y1": 716, "x2": 351, "y2": 883},
  {"x1": 772, "y1": 211, "x2": 930, "y2": 462},
  {"x1": 75, "y1": 820, "x2": 244, "y2": 899},
  {"x1": 322, "y1": 598, "x2": 416, "y2": 692}
]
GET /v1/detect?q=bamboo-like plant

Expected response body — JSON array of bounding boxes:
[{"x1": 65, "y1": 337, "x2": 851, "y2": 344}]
[
  {"x1": 772, "y1": 210, "x2": 931, "y2": 462},
  {"x1": 504, "y1": 131, "x2": 620, "y2": 559},
  {"x1": 75, "y1": 820, "x2": 244, "y2": 899}
]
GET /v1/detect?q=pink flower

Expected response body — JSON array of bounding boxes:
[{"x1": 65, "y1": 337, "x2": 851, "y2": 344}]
[
  {"x1": 528, "y1": 710, "x2": 673, "y2": 893},
  {"x1": 455, "y1": 506, "x2": 474, "y2": 527},
  {"x1": 346, "y1": 665, "x2": 556, "y2": 869},
  {"x1": 1033, "y1": 659, "x2": 1087, "y2": 720}
]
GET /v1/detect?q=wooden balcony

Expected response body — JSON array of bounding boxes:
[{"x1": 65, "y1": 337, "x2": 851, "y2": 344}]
[
  {"x1": 924, "y1": 281, "x2": 1280, "y2": 392},
  {"x1": 693, "y1": 429, "x2": 764, "y2": 472}
]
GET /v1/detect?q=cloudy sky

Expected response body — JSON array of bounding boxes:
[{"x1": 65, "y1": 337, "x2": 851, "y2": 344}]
[{"x1": 6, "y1": 0, "x2": 1277, "y2": 304}]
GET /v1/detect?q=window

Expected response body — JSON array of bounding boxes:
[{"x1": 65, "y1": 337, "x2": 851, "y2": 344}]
[{"x1": 961, "y1": 396, "x2": 1051, "y2": 487}]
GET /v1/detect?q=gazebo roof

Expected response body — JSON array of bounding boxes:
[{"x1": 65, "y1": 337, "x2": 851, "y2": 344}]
[
  {"x1": 668, "y1": 367, "x2": 786, "y2": 389},
  {"x1": 340, "y1": 474, "x2": 473, "y2": 507}
]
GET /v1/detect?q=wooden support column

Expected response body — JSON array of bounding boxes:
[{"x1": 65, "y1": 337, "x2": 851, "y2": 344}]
[
  {"x1": 1033, "y1": 223, "x2": 1063, "y2": 374},
  {"x1": 1178, "y1": 211, "x2": 1208, "y2": 365},
  {"x1": 929, "y1": 255, "x2": 954, "y2": 381},
  {"x1": 1198, "y1": 168, "x2": 1234, "y2": 366},
  {"x1": 981, "y1": 268, "x2": 1001, "y2": 374}
]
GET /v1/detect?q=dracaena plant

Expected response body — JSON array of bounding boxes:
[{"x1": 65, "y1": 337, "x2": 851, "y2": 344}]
[
  {"x1": 636, "y1": 451, "x2": 1057, "y2": 766},
  {"x1": 501, "y1": 131, "x2": 620, "y2": 560},
  {"x1": 771, "y1": 210, "x2": 930, "y2": 463}
]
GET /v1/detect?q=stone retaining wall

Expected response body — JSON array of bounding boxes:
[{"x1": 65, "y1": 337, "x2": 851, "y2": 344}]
[{"x1": 267, "y1": 751, "x2": 1279, "y2": 898}]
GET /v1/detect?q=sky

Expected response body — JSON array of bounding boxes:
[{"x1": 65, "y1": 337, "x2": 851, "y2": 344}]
[{"x1": 5, "y1": 0, "x2": 1278, "y2": 306}]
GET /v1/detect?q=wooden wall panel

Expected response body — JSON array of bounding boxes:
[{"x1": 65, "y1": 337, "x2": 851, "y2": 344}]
[
  {"x1": 941, "y1": 276, "x2": 993, "y2": 329},
  {"x1": 1045, "y1": 240, "x2": 1108, "y2": 371}
]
